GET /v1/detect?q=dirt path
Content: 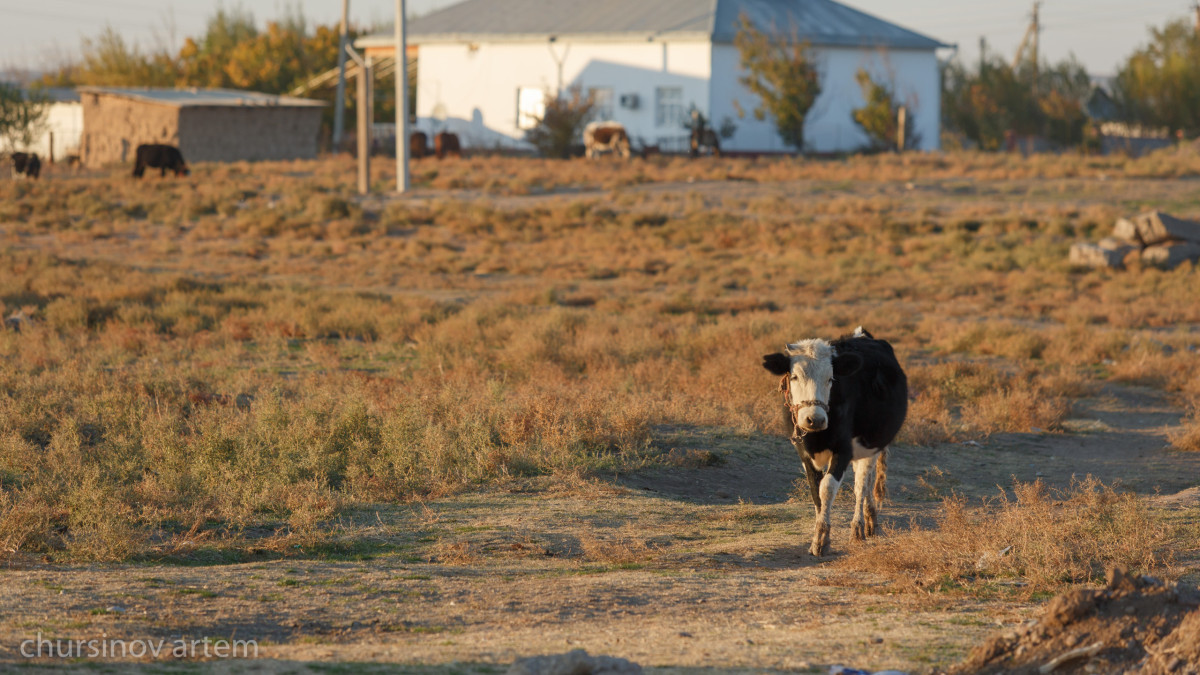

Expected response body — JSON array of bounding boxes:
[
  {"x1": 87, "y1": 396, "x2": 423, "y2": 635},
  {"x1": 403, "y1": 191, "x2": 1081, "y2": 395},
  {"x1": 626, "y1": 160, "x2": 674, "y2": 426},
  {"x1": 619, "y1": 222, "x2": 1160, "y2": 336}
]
[{"x1": 2, "y1": 383, "x2": 1197, "y2": 672}]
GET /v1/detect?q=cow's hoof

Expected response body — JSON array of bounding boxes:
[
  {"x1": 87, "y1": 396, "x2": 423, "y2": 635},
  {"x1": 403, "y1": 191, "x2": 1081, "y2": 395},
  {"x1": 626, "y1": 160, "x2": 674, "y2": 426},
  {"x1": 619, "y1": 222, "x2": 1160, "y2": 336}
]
[
  {"x1": 810, "y1": 523, "x2": 830, "y2": 556},
  {"x1": 865, "y1": 505, "x2": 878, "y2": 537},
  {"x1": 851, "y1": 519, "x2": 866, "y2": 541}
]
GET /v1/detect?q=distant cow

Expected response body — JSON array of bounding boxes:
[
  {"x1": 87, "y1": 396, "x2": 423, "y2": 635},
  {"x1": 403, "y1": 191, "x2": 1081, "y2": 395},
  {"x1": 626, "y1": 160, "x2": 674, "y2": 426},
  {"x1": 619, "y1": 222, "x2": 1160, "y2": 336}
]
[
  {"x1": 434, "y1": 132, "x2": 461, "y2": 159},
  {"x1": 11, "y1": 152, "x2": 41, "y2": 179},
  {"x1": 690, "y1": 128, "x2": 721, "y2": 158},
  {"x1": 133, "y1": 144, "x2": 189, "y2": 178},
  {"x1": 410, "y1": 131, "x2": 429, "y2": 159},
  {"x1": 583, "y1": 121, "x2": 631, "y2": 159},
  {"x1": 762, "y1": 327, "x2": 908, "y2": 557}
]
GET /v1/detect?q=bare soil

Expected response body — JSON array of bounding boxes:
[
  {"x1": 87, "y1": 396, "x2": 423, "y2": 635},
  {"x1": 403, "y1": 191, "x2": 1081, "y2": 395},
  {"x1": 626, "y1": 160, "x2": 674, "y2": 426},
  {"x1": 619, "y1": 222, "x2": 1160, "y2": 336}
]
[
  {"x1": 953, "y1": 568, "x2": 1200, "y2": 674},
  {"x1": 1, "y1": 380, "x2": 1197, "y2": 673}
]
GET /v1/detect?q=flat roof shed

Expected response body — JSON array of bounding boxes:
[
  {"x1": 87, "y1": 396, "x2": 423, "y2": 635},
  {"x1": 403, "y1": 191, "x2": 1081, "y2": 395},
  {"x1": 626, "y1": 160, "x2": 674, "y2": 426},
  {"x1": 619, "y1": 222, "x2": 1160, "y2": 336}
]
[{"x1": 78, "y1": 87, "x2": 326, "y2": 167}]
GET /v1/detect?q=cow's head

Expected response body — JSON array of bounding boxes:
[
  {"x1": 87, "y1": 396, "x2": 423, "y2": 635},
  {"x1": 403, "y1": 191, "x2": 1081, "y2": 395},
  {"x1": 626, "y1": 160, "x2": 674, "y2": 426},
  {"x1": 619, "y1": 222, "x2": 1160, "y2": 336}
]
[
  {"x1": 762, "y1": 339, "x2": 862, "y2": 433},
  {"x1": 176, "y1": 163, "x2": 190, "y2": 177}
]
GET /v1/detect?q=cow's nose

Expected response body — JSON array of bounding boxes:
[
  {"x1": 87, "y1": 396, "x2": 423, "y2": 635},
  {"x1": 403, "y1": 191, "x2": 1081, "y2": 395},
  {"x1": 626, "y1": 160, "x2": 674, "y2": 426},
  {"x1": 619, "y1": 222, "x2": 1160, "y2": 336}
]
[{"x1": 804, "y1": 416, "x2": 816, "y2": 427}]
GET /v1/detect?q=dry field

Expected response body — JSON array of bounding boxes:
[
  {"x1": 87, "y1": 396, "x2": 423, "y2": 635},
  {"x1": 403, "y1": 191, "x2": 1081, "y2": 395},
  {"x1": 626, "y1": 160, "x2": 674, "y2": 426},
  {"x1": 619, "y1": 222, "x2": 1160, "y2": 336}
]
[{"x1": 1, "y1": 152, "x2": 1200, "y2": 673}]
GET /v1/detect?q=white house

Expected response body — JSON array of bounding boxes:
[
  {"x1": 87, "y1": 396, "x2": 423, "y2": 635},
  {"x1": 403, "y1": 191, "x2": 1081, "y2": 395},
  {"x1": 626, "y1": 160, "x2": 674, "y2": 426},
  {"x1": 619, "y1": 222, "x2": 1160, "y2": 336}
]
[
  {"x1": 0, "y1": 88, "x2": 83, "y2": 161},
  {"x1": 358, "y1": 0, "x2": 949, "y2": 154}
]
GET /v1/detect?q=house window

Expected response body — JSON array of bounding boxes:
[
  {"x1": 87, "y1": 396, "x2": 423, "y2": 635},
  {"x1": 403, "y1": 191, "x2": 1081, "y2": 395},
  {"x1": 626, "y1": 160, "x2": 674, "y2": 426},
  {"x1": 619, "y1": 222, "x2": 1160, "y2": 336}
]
[
  {"x1": 517, "y1": 87, "x2": 546, "y2": 130},
  {"x1": 655, "y1": 86, "x2": 684, "y2": 128},
  {"x1": 589, "y1": 87, "x2": 614, "y2": 121}
]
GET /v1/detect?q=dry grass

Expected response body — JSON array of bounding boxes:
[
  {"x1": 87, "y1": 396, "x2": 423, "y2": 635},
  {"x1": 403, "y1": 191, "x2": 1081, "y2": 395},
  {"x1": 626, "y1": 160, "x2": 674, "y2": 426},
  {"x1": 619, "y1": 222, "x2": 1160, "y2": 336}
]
[
  {"x1": 1168, "y1": 409, "x2": 1200, "y2": 451},
  {"x1": 837, "y1": 478, "x2": 1176, "y2": 594},
  {"x1": 3, "y1": 153, "x2": 1199, "y2": 562}
]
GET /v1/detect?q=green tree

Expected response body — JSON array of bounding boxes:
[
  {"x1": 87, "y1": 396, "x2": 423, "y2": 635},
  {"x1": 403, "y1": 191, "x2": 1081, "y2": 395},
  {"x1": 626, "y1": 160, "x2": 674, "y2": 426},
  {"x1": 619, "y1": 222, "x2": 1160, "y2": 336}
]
[
  {"x1": 733, "y1": 13, "x2": 822, "y2": 151},
  {"x1": 851, "y1": 70, "x2": 915, "y2": 152},
  {"x1": 0, "y1": 84, "x2": 49, "y2": 150},
  {"x1": 1113, "y1": 18, "x2": 1200, "y2": 135},
  {"x1": 524, "y1": 87, "x2": 595, "y2": 159},
  {"x1": 942, "y1": 54, "x2": 1089, "y2": 150}
]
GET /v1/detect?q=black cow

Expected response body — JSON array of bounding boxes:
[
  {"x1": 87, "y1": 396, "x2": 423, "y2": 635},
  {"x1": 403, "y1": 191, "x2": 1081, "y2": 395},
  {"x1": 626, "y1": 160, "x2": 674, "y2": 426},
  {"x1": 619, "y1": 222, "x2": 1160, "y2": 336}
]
[
  {"x1": 133, "y1": 144, "x2": 189, "y2": 178},
  {"x1": 11, "y1": 152, "x2": 41, "y2": 179},
  {"x1": 762, "y1": 326, "x2": 908, "y2": 557}
]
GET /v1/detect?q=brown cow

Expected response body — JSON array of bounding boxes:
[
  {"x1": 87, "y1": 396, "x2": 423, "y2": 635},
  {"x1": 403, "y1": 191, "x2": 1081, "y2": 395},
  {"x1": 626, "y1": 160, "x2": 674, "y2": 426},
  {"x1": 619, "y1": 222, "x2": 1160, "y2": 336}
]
[
  {"x1": 434, "y1": 132, "x2": 461, "y2": 159},
  {"x1": 410, "y1": 131, "x2": 429, "y2": 159},
  {"x1": 583, "y1": 122, "x2": 631, "y2": 159}
]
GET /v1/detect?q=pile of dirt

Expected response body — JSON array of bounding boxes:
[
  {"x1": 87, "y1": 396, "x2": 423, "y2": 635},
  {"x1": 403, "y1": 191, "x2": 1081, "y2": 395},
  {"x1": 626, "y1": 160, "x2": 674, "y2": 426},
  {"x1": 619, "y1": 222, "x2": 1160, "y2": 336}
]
[{"x1": 951, "y1": 567, "x2": 1200, "y2": 674}]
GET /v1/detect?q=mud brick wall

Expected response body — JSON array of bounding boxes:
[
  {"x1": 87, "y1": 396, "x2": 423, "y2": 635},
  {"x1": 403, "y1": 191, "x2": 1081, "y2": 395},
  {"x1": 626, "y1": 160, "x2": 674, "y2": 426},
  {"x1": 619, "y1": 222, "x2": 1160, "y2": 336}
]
[
  {"x1": 81, "y1": 93, "x2": 323, "y2": 167},
  {"x1": 81, "y1": 94, "x2": 180, "y2": 168},
  {"x1": 177, "y1": 106, "x2": 323, "y2": 162}
]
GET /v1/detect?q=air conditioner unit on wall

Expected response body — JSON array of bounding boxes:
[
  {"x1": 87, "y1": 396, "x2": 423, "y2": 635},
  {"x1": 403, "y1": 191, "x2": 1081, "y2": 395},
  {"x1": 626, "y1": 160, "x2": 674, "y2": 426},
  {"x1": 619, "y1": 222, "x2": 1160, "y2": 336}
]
[{"x1": 619, "y1": 94, "x2": 640, "y2": 110}]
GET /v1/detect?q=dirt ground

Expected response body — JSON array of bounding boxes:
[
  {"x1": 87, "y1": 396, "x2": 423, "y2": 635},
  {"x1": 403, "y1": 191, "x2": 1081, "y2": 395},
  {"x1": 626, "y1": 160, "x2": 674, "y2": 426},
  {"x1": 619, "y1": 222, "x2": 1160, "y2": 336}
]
[
  {"x1": 1, "y1": 378, "x2": 1197, "y2": 673},
  {"x1": 2, "y1": 176, "x2": 1200, "y2": 673}
]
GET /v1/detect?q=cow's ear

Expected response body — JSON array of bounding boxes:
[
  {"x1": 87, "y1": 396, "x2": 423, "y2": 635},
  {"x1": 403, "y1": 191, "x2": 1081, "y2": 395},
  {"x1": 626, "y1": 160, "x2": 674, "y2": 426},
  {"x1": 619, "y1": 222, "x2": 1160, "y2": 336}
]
[
  {"x1": 832, "y1": 352, "x2": 863, "y2": 377},
  {"x1": 762, "y1": 353, "x2": 791, "y2": 375}
]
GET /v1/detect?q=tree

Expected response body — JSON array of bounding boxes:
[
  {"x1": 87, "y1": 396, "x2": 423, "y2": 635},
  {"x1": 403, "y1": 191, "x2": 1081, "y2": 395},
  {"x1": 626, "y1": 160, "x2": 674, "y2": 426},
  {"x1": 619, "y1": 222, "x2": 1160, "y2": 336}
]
[
  {"x1": 733, "y1": 13, "x2": 822, "y2": 151},
  {"x1": 0, "y1": 84, "x2": 49, "y2": 151},
  {"x1": 524, "y1": 87, "x2": 595, "y2": 159},
  {"x1": 851, "y1": 69, "x2": 915, "y2": 152},
  {"x1": 942, "y1": 54, "x2": 1089, "y2": 150},
  {"x1": 1112, "y1": 18, "x2": 1200, "y2": 136}
]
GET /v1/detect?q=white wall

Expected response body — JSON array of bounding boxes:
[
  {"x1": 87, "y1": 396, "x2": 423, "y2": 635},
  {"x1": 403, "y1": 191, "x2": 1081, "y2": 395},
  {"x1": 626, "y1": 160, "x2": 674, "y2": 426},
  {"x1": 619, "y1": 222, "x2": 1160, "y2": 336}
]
[
  {"x1": 0, "y1": 102, "x2": 82, "y2": 160},
  {"x1": 710, "y1": 44, "x2": 941, "y2": 153},
  {"x1": 415, "y1": 39, "x2": 711, "y2": 150}
]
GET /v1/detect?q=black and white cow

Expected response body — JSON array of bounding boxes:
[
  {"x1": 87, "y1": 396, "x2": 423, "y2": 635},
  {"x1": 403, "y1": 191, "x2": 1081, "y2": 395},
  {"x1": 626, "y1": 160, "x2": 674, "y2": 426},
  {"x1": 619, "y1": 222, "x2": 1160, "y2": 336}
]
[
  {"x1": 762, "y1": 327, "x2": 907, "y2": 557},
  {"x1": 11, "y1": 152, "x2": 41, "y2": 179}
]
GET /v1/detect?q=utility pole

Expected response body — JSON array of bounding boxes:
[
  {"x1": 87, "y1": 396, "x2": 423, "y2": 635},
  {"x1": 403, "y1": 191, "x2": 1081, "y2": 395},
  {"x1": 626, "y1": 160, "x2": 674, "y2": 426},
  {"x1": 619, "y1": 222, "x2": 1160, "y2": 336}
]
[
  {"x1": 979, "y1": 35, "x2": 987, "y2": 73},
  {"x1": 1030, "y1": 1, "x2": 1040, "y2": 96},
  {"x1": 395, "y1": 0, "x2": 409, "y2": 193},
  {"x1": 333, "y1": 0, "x2": 350, "y2": 153},
  {"x1": 345, "y1": 44, "x2": 371, "y2": 194}
]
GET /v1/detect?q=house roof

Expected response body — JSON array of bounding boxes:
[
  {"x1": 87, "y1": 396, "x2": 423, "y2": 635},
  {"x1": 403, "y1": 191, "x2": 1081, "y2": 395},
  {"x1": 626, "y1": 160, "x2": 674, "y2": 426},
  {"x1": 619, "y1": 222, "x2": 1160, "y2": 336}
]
[
  {"x1": 77, "y1": 87, "x2": 325, "y2": 108},
  {"x1": 358, "y1": 0, "x2": 948, "y2": 50}
]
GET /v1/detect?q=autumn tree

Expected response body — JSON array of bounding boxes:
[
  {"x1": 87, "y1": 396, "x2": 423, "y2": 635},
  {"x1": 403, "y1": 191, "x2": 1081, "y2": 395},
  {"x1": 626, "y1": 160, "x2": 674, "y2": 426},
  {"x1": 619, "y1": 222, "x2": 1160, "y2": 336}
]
[
  {"x1": 733, "y1": 14, "x2": 822, "y2": 151},
  {"x1": 1112, "y1": 18, "x2": 1200, "y2": 135},
  {"x1": 524, "y1": 87, "x2": 595, "y2": 158},
  {"x1": 942, "y1": 55, "x2": 1089, "y2": 150},
  {"x1": 851, "y1": 70, "x2": 915, "y2": 152}
]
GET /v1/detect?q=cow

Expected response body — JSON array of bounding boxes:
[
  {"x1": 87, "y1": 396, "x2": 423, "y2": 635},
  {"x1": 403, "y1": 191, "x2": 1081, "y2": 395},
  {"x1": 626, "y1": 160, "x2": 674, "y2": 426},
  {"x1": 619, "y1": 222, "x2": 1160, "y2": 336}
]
[
  {"x1": 410, "y1": 131, "x2": 430, "y2": 159},
  {"x1": 583, "y1": 121, "x2": 631, "y2": 159},
  {"x1": 132, "y1": 144, "x2": 189, "y2": 178},
  {"x1": 11, "y1": 152, "x2": 41, "y2": 179},
  {"x1": 689, "y1": 128, "x2": 721, "y2": 158},
  {"x1": 761, "y1": 326, "x2": 908, "y2": 557},
  {"x1": 434, "y1": 132, "x2": 461, "y2": 159}
]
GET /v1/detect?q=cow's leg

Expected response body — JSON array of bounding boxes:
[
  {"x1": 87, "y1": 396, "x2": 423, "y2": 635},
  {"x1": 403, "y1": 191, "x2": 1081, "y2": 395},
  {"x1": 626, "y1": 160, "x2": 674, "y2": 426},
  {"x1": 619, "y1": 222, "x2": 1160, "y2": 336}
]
[
  {"x1": 867, "y1": 447, "x2": 888, "y2": 536},
  {"x1": 800, "y1": 453, "x2": 822, "y2": 514},
  {"x1": 811, "y1": 454, "x2": 850, "y2": 557},
  {"x1": 851, "y1": 455, "x2": 875, "y2": 541}
]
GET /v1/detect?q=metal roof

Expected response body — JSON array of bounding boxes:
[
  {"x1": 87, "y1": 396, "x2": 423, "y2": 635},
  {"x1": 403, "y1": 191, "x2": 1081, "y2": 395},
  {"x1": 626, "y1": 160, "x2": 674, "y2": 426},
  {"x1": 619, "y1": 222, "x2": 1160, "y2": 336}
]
[
  {"x1": 359, "y1": 0, "x2": 947, "y2": 50},
  {"x1": 77, "y1": 87, "x2": 325, "y2": 108}
]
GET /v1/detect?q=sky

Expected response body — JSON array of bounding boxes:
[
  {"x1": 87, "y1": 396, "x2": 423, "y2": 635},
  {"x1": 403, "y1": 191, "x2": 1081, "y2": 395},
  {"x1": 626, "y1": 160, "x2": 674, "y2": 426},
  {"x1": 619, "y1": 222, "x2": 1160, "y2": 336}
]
[{"x1": 0, "y1": 0, "x2": 1195, "y2": 77}]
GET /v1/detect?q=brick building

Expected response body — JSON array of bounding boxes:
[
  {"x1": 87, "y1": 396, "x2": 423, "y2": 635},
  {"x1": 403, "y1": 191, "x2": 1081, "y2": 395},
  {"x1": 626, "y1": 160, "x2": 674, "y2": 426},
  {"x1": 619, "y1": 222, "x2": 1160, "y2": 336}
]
[{"x1": 78, "y1": 87, "x2": 325, "y2": 167}]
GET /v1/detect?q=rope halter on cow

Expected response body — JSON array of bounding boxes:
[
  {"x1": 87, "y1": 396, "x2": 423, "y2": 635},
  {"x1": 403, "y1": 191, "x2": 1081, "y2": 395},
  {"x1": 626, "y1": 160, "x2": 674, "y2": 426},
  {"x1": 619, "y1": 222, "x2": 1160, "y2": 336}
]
[{"x1": 779, "y1": 374, "x2": 829, "y2": 442}]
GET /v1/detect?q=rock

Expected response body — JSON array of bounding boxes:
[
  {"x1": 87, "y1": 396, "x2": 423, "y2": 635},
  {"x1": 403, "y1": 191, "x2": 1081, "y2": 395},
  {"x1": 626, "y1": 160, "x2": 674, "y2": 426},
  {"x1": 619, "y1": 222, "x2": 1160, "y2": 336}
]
[
  {"x1": 1069, "y1": 243, "x2": 1126, "y2": 269},
  {"x1": 1097, "y1": 237, "x2": 1135, "y2": 254},
  {"x1": 1133, "y1": 210, "x2": 1200, "y2": 246},
  {"x1": 1141, "y1": 241, "x2": 1200, "y2": 269},
  {"x1": 1112, "y1": 218, "x2": 1142, "y2": 245},
  {"x1": 507, "y1": 650, "x2": 642, "y2": 675},
  {"x1": 1043, "y1": 589, "x2": 1101, "y2": 627}
]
